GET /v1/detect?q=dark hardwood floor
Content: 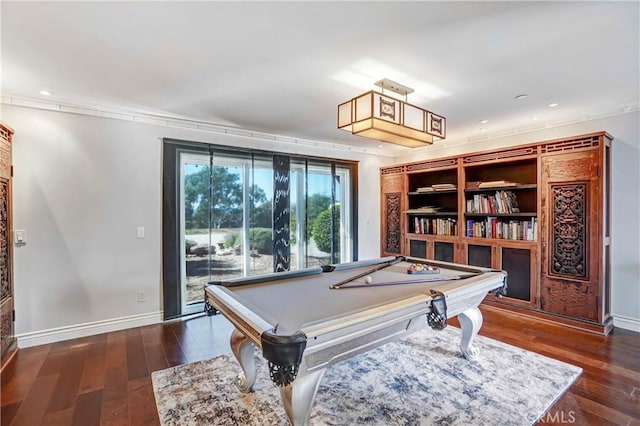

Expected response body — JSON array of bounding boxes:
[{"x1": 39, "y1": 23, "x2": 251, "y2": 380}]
[{"x1": 1, "y1": 308, "x2": 639, "y2": 425}]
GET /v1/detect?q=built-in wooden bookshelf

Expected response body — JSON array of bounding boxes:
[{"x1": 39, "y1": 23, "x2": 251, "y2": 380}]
[{"x1": 380, "y1": 132, "x2": 613, "y2": 334}]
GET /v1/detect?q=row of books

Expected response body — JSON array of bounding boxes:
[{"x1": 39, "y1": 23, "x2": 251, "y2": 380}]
[
  {"x1": 466, "y1": 191, "x2": 520, "y2": 214},
  {"x1": 413, "y1": 217, "x2": 458, "y2": 236},
  {"x1": 466, "y1": 217, "x2": 538, "y2": 241},
  {"x1": 415, "y1": 183, "x2": 457, "y2": 192}
]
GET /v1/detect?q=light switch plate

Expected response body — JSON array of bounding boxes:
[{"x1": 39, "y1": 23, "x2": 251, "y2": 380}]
[{"x1": 14, "y1": 229, "x2": 26, "y2": 245}]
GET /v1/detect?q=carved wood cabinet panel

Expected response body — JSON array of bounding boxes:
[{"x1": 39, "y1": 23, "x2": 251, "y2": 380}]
[
  {"x1": 540, "y1": 148, "x2": 607, "y2": 323},
  {"x1": 380, "y1": 174, "x2": 404, "y2": 256},
  {"x1": 0, "y1": 122, "x2": 14, "y2": 369}
]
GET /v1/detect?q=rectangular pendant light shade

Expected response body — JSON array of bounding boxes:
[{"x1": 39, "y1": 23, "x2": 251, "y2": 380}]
[{"x1": 338, "y1": 90, "x2": 446, "y2": 148}]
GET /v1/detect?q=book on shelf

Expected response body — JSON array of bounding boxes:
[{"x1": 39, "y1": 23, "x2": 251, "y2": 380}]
[
  {"x1": 415, "y1": 183, "x2": 456, "y2": 192},
  {"x1": 415, "y1": 186, "x2": 435, "y2": 193},
  {"x1": 405, "y1": 206, "x2": 442, "y2": 214},
  {"x1": 477, "y1": 180, "x2": 519, "y2": 188},
  {"x1": 431, "y1": 183, "x2": 457, "y2": 191},
  {"x1": 505, "y1": 191, "x2": 520, "y2": 212}
]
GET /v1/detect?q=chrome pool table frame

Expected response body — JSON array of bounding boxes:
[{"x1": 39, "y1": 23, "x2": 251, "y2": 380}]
[{"x1": 204, "y1": 257, "x2": 507, "y2": 426}]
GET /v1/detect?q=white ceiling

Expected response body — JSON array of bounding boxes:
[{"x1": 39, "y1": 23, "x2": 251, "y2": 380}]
[{"x1": 1, "y1": 1, "x2": 638, "y2": 154}]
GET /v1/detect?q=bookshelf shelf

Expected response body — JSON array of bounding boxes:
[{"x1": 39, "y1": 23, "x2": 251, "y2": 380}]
[
  {"x1": 407, "y1": 211, "x2": 458, "y2": 216},
  {"x1": 464, "y1": 184, "x2": 537, "y2": 193},
  {"x1": 462, "y1": 236, "x2": 536, "y2": 245},
  {"x1": 408, "y1": 189, "x2": 458, "y2": 196},
  {"x1": 465, "y1": 212, "x2": 537, "y2": 217}
]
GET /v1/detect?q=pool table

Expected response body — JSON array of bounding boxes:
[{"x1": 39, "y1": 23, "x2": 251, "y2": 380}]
[{"x1": 204, "y1": 256, "x2": 507, "y2": 426}]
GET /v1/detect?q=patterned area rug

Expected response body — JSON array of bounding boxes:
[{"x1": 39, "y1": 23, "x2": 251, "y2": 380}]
[{"x1": 152, "y1": 327, "x2": 581, "y2": 425}]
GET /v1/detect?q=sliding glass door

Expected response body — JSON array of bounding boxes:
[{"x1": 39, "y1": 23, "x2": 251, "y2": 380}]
[
  {"x1": 289, "y1": 162, "x2": 353, "y2": 268},
  {"x1": 163, "y1": 139, "x2": 357, "y2": 319},
  {"x1": 180, "y1": 152, "x2": 250, "y2": 314}
]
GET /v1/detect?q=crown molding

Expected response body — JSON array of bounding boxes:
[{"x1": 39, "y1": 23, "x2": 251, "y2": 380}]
[
  {"x1": 0, "y1": 94, "x2": 397, "y2": 157},
  {"x1": 2, "y1": 94, "x2": 637, "y2": 160}
]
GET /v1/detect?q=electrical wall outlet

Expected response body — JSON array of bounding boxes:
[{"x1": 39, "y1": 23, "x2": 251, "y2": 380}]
[{"x1": 138, "y1": 290, "x2": 145, "y2": 302}]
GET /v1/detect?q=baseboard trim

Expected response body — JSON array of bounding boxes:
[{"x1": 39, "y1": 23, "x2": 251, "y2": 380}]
[
  {"x1": 612, "y1": 315, "x2": 640, "y2": 333},
  {"x1": 17, "y1": 311, "x2": 163, "y2": 348}
]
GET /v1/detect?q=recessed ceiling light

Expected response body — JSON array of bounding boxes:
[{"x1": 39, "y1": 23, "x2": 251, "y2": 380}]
[
  {"x1": 479, "y1": 119, "x2": 488, "y2": 124},
  {"x1": 530, "y1": 116, "x2": 539, "y2": 120},
  {"x1": 547, "y1": 103, "x2": 559, "y2": 108},
  {"x1": 40, "y1": 90, "x2": 53, "y2": 96},
  {"x1": 378, "y1": 144, "x2": 384, "y2": 148},
  {"x1": 515, "y1": 94, "x2": 528, "y2": 100},
  {"x1": 480, "y1": 127, "x2": 487, "y2": 132}
]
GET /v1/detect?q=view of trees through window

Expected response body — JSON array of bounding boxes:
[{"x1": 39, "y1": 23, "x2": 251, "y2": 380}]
[
  {"x1": 184, "y1": 166, "x2": 270, "y2": 230},
  {"x1": 180, "y1": 153, "x2": 354, "y2": 308}
]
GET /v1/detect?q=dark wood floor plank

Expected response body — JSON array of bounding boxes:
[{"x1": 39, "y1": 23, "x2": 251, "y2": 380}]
[
  {"x1": 45, "y1": 346, "x2": 90, "y2": 414},
  {"x1": 41, "y1": 406, "x2": 75, "y2": 426},
  {"x1": 71, "y1": 389, "x2": 103, "y2": 426},
  {"x1": 78, "y1": 353, "x2": 107, "y2": 395},
  {"x1": 577, "y1": 372, "x2": 640, "y2": 418},
  {"x1": 158, "y1": 325, "x2": 187, "y2": 368},
  {"x1": 183, "y1": 314, "x2": 220, "y2": 352},
  {"x1": 0, "y1": 345, "x2": 52, "y2": 405},
  {"x1": 571, "y1": 391, "x2": 634, "y2": 425},
  {"x1": 0, "y1": 401, "x2": 21, "y2": 425},
  {"x1": 166, "y1": 321, "x2": 204, "y2": 362},
  {"x1": 143, "y1": 343, "x2": 168, "y2": 374},
  {"x1": 125, "y1": 329, "x2": 148, "y2": 381},
  {"x1": 573, "y1": 377, "x2": 640, "y2": 419},
  {"x1": 87, "y1": 333, "x2": 108, "y2": 359},
  {"x1": 188, "y1": 313, "x2": 234, "y2": 358},
  {"x1": 101, "y1": 329, "x2": 130, "y2": 426},
  {"x1": 127, "y1": 376, "x2": 159, "y2": 426},
  {"x1": 1, "y1": 343, "x2": 51, "y2": 386},
  {"x1": 37, "y1": 351, "x2": 71, "y2": 378},
  {"x1": 100, "y1": 365, "x2": 129, "y2": 426},
  {"x1": 8, "y1": 374, "x2": 59, "y2": 426},
  {"x1": 545, "y1": 394, "x2": 622, "y2": 426},
  {"x1": 140, "y1": 324, "x2": 163, "y2": 347}
]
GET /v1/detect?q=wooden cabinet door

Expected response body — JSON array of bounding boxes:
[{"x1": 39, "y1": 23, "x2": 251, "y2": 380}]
[
  {"x1": 380, "y1": 174, "x2": 404, "y2": 256},
  {"x1": 466, "y1": 241, "x2": 536, "y2": 306},
  {"x1": 540, "y1": 150, "x2": 600, "y2": 321}
]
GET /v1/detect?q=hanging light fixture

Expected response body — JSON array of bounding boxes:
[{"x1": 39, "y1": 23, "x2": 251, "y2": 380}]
[{"x1": 337, "y1": 79, "x2": 446, "y2": 148}]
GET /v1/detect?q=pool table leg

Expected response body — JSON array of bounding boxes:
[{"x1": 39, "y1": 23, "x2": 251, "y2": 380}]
[
  {"x1": 280, "y1": 368, "x2": 326, "y2": 426},
  {"x1": 230, "y1": 328, "x2": 257, "y2": 393},
  {"x1": 457, "y1": 306, "x2": 483, "y2": 360}
]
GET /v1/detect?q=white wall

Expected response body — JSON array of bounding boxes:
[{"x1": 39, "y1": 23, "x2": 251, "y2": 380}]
[
  {"x1": 395, "y1": 111, "x2": 640, "y2": 331},
  {"x1": 5, "y1": 104, "x2": 638, "y2": 345},
  {"x1": 4, "y1": 104, "x2": 392, "y2": 346}
]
